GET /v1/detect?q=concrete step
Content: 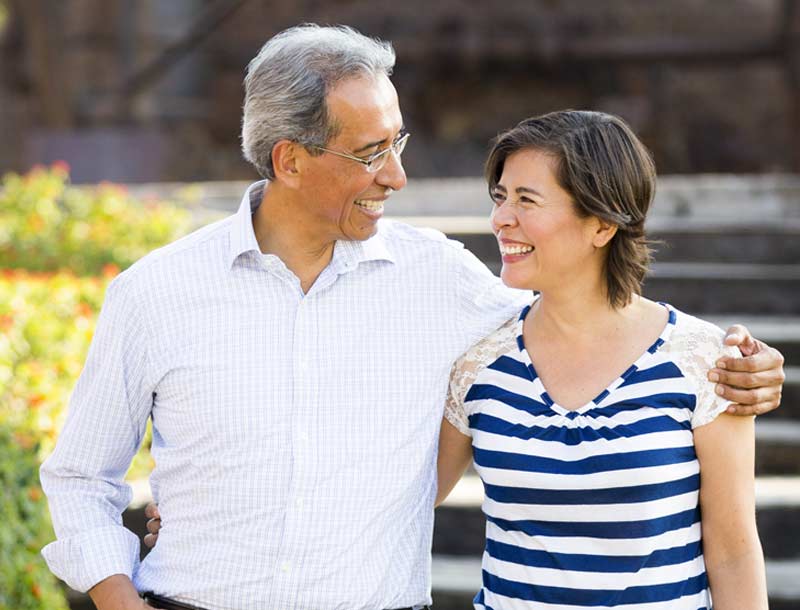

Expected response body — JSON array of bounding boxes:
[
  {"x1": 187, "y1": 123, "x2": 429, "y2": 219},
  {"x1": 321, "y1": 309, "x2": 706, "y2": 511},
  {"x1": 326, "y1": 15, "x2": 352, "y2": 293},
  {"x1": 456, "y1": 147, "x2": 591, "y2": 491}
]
[
  {"x1": 481, "y1": 261, "x2": 800, "y2": 315},
  {"x1": 705, "y1": 318, "x2": 800, "y2": 367},
  {"x1": 429, "y1": 555, "x2": 800, "y2": 610},
  {"x1": 132, "y1": 175, "x2": 800, "y2": 221},
  {"x1": 438, "y1": 221, "x2": 800, "y2": 266},
  {"x1": 433, "y1": 475, "x2": 800, "y2": 558},
  {"x1": 756, "y1": 420, "x2": 800, "y2": 475},
  {"x1": 771, "y1": 367, "x2": 800, "y2": 422}
]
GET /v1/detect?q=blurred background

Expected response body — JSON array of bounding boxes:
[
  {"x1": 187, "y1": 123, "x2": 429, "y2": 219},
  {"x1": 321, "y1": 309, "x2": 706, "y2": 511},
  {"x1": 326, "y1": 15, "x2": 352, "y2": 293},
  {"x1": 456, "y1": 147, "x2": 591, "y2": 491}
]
[
  {"x1": 2, "y1": 0, "x2": 800, "y2": 182},
  {"x1": 0, "y1": 1, "x2": 798, "y2": 609}
]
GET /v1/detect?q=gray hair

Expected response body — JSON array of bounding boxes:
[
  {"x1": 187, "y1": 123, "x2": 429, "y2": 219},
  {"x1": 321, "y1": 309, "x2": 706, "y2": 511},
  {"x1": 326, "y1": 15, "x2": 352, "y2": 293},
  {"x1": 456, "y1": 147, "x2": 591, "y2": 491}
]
[{"x1": 241, "y1": 24, "x2": 396, "y2": 179}]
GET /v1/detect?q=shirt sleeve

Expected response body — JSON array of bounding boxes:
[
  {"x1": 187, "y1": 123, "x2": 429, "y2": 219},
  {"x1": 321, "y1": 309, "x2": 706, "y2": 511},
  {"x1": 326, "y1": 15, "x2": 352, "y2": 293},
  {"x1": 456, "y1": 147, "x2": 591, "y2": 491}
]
[
  {"x1": 687, "y1": 321, "x2": 742, "y2": 429},
  {"x1": 40, "y1": 273, "x2": 155, "y2": 592}
]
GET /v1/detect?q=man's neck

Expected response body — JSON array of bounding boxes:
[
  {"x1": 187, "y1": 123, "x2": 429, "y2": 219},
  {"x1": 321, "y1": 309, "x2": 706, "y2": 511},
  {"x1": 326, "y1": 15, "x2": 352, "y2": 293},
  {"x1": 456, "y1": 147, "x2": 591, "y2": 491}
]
[{"x1": 252, "y1": 185, "x2": 335, "y2": 293}]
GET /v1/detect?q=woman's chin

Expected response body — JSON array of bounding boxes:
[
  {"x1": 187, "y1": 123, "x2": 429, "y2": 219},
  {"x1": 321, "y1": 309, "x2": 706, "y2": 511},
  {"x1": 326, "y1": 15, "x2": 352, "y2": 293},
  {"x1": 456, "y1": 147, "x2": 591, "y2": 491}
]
[{"x1": 500, "y1": 269, "x2": 539, "y2": 292}]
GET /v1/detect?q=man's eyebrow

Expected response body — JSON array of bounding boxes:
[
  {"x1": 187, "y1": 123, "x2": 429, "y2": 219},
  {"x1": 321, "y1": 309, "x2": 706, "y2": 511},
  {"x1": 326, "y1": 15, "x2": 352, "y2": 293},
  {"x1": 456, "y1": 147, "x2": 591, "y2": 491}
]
[
  {"x1": 352, "y1": 127, "x2": 407, "y2": 154},
  {"x1": 353, "y1": 139, "x2": 387, "y2": 154}
]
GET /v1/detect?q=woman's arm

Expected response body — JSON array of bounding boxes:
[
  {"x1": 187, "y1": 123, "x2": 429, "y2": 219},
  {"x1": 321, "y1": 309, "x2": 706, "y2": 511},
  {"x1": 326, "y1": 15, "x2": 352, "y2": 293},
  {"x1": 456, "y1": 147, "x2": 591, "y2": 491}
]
[
  {"x1": 436, "y1": 419, "x2": 473, "y2": 507},
  {"x1": 694, "y1": 413, "x2": 767, "y2": 609}
]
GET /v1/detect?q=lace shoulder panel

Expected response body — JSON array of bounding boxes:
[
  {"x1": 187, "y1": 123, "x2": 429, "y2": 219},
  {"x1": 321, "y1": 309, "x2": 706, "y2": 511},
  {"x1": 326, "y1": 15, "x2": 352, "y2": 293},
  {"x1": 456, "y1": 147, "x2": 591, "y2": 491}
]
[
  {"x1": 661, "y1": 310, "x2": 741, "y2": 429},
  {"x1": 444, "y1": 315, "x2": 520, "y2": 436}
]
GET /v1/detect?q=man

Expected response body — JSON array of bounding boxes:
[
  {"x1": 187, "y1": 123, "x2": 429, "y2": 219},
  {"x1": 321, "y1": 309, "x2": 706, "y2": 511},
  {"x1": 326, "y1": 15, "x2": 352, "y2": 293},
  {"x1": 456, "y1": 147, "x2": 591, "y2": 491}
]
[{"x1": 41, "y1": 24, "x2": 785, "y2": 610}]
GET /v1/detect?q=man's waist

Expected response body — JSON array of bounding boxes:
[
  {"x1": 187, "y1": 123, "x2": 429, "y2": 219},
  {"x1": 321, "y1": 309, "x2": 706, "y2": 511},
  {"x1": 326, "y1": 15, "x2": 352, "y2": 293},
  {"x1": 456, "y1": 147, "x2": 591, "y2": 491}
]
[{"x1": 143, "y1": 593, "x2": 429, "y2": 610}]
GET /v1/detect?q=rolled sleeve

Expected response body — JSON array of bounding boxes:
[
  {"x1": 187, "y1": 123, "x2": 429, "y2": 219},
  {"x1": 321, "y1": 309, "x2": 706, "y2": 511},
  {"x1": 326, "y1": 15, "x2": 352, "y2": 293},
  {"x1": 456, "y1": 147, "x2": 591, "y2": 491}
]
[
  {"x1": 41, "y1": 525, "x2": 141, "y2": 592},
  {"x1": 40, "y1": 272, "x2": 154, "y2": 591}
]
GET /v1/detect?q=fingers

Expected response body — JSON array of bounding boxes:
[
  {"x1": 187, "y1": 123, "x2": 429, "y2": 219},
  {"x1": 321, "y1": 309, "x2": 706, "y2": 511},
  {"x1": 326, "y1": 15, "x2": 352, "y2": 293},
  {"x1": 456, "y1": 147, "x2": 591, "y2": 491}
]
[
  {"x1": 714, "y1": 383, "x2": 777, "y2": 406},
  {"x1": 146, "y1": 517, "x2": 162, "y2": 535},
  {"x1": 144, "y1": 533, "x2": 158, "y2": 549},
  {"x1": 723, "y1": 324, "x2": 757, "y2": 353},
  {"x1": 710, "y1": 346, "x2": 786, "y2": 396},
  {"x1": 143, "y1": 506, "x2": 162, "y2": 549},
  {"x1": 725, "y1": 399, "x2": 783, "y2": 417},
  {"x1": 144, "y1": 502, "x2": 160, "y2": 520}
]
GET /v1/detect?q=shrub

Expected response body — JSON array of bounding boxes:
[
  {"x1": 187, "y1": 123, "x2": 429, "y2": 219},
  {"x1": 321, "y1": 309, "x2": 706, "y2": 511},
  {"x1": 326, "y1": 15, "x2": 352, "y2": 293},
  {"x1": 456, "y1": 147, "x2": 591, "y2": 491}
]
[
  {"x1": 0, "y1": 166, "x2": 193, "y2": 608},
  {"x1": 0, "y1": 163, "x2": 191, "y2": 274}
]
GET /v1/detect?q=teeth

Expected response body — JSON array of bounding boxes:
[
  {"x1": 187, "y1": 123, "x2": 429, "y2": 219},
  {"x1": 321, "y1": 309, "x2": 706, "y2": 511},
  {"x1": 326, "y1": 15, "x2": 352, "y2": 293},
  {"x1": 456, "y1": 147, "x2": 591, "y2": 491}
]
[
  {"x1": 500, "y1": 244, "x2": 534, "y2": 255},
  {"x1": 354, "y1": 199, "x2": 384, "y2": 212}
]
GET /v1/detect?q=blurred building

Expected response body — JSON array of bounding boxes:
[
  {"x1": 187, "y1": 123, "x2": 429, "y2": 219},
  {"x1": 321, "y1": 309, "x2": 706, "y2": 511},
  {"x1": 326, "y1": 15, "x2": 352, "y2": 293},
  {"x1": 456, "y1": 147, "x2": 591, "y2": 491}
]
[{"x1": 1, "y1": 0, "x2": 799, "y2": 182}]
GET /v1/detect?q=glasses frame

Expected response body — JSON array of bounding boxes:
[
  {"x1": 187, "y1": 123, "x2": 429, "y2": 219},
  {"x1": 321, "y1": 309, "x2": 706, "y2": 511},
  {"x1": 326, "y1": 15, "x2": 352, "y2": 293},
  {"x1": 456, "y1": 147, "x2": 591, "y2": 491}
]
[{"x1": 311, "y1": 132, "x2": 410, "y2": 173}]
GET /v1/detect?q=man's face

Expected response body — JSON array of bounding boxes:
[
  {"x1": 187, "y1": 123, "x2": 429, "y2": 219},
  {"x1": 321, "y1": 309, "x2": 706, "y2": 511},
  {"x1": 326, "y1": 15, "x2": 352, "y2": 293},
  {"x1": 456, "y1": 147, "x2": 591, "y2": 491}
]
[{"x1": 298, "y1": 73, "x2": 407, "y2": 244}]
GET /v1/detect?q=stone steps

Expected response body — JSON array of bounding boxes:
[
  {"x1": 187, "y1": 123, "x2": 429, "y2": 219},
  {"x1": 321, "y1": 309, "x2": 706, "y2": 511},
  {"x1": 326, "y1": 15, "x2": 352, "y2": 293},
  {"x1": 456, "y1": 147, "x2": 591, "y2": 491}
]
[{"x1": 439, "y1": 220, "x2": 800, "y2": 266}]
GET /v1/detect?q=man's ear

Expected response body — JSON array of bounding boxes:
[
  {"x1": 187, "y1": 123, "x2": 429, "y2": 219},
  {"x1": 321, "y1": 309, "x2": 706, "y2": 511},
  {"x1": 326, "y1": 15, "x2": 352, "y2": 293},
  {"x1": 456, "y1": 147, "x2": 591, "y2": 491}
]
[
  {"x1": 592, "y1": 219, "x2": 619, "y2": 249},
  {"x1": 271, "y1": 140, "x2": 302, "y2": 188}
]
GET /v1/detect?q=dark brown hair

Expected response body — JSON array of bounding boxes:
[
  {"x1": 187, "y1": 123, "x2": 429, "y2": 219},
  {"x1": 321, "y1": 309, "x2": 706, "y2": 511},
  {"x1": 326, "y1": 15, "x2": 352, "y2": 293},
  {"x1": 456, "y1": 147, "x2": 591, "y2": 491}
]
[{"x1": 485, "y1": 110, "x2": 657, "y2": 308}]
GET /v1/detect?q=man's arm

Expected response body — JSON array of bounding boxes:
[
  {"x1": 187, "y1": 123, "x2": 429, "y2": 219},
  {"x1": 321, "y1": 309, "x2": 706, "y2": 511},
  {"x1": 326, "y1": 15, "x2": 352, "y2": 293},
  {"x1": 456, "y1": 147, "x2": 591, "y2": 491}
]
[
  {"x1": 89, "y1": 575, "x2": 150, "y2": 610},
  {"x1": 40, "y1": 276, "x2": 154, "y2": 593},
  {"x1": 709, "y1": 324, "x2": 785, "y2": 416}
]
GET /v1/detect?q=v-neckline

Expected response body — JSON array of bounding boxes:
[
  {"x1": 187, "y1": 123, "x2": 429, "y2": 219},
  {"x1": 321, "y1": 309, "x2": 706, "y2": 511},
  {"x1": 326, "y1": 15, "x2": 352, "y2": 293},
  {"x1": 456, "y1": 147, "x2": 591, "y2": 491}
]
[{"x1": 515, "y1": 301, "x2": 677, "y2": 417}]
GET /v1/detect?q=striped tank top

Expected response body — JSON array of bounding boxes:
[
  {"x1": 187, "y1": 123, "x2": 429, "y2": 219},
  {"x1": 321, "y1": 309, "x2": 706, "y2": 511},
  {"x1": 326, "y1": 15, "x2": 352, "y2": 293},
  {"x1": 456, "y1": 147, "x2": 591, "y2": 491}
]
[{"x1": 444, "y1": 302, "x2": 738, "y2": 610}]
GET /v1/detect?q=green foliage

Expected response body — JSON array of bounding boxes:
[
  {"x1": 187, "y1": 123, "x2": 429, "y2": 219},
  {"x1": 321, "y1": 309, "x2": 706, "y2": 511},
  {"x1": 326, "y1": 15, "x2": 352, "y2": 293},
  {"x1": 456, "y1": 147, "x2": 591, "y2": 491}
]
[
  {"x1": 0, "y1": 166, "x2": 193, "y2": 608},
  {"x1": 0, "y1": 163, "x2": 192, "y2": 274},
  {"x1": 0, "y1": 428, "x2": 69, "y2": 610}
]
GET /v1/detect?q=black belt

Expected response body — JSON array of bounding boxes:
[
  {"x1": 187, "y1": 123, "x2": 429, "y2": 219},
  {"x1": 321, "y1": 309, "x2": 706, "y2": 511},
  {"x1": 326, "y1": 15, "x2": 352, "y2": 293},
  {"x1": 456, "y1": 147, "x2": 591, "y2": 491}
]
[
  {"x1": 143, "y1": 593, "x2": 429, "y2": 610},
  {"x1": 142, "y1": 593, "x2": 209, "y2": 610}
]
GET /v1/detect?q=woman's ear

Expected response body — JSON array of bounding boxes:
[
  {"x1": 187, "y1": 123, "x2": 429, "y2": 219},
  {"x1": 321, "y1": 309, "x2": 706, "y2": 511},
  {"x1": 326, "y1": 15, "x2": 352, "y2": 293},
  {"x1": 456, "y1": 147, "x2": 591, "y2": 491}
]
[
  {"x1": 271, "y1": 140, "x2": 302, "y2": 188},
  {"x1": 592, "y1": 219, "x2": 619, "y2": 249}
]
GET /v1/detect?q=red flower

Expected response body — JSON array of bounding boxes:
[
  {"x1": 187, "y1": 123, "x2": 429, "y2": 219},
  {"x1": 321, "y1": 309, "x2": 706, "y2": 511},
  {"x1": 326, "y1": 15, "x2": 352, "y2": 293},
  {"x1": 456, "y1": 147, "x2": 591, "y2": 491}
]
[{"x1": 51, "y1": 160, "x2": 71, "y2": 175}]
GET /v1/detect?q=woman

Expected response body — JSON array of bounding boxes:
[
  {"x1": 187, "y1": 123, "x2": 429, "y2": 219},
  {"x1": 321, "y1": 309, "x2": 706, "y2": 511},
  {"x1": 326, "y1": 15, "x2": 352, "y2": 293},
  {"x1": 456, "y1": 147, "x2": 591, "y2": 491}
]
[{"x1": 437, "y1": 111, "x2": 767, "y2": 609}]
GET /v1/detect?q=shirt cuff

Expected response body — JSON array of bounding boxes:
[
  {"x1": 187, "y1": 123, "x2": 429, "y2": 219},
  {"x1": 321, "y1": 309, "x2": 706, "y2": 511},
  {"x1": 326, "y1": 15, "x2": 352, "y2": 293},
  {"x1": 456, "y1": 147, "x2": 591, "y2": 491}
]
[{"x1": 41, "y1": 524, "x2": 141, "y2": 592}]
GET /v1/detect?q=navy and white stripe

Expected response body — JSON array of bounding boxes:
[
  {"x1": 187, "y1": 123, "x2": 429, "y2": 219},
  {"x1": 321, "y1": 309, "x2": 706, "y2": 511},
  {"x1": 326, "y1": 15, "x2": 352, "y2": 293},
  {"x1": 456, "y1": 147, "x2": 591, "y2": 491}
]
[{"x1": 447, "y1": 303, "x2": 737, "y2": 609}]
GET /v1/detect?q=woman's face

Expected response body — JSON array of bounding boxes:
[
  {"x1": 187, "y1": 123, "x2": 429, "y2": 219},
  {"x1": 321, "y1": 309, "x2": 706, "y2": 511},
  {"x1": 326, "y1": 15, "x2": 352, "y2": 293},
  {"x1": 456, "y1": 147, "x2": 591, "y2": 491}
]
[{"x1": 490, "y1": 148, "x2": 605, "y2": 292}]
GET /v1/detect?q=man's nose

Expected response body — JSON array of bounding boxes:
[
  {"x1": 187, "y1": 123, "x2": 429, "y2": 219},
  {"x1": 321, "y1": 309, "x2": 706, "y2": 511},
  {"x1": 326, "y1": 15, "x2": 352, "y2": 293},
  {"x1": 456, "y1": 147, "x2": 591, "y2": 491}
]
[{"x1": 376, "y1": 149, "x2": 407, "y2": 192}]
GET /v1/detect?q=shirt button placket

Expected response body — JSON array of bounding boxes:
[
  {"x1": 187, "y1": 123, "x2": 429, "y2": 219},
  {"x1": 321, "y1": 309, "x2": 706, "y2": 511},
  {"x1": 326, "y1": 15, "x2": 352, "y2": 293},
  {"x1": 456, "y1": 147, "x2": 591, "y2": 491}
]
[{"x1": 279, "y1": 294, "x2": 318, "y2": 591}]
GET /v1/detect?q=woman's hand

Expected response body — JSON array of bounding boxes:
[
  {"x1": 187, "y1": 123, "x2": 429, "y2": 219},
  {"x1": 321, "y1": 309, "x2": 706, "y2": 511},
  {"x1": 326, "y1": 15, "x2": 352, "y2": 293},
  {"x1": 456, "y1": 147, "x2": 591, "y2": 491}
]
[{"x1": 143, "y1": 502, "x2": 161, "y2": 548}]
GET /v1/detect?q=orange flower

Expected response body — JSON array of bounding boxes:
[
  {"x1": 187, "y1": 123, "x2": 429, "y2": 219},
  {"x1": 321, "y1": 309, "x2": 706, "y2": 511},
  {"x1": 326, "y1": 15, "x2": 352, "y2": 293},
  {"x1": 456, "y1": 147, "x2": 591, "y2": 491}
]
[
  {"x1": 28, "y1": 487, "x2": 43, "y2": 502},
  {"x1": 28, "y1": 394, "x2": 46, "y2": 409},
  {"x1": 102, "y1": 263, "x2": 120, "y2": 278},
  {"x1": 31, "y1": 583, "x2": 42, "y2": 599}
]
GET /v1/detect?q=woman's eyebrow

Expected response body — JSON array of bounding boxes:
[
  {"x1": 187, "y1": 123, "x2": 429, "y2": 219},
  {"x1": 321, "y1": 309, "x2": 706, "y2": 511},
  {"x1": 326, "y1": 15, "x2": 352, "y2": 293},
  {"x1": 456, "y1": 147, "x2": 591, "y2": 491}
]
[{"x1": 516, "y1": 186, "x2": 544, "y2": 197}]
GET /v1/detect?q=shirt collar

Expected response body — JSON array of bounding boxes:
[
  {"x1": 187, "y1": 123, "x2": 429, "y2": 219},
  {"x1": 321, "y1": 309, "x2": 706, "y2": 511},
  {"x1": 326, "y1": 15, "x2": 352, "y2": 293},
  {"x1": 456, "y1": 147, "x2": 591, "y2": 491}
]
[
  {"x1": 228, "y1": 181, "x2": 396, "y2": 270},
  {"x1": 227, "y1": 180, "x2": 266, "y2": 269},
  {"x1": 329, "y1": 226, "x2": 396, "y2": 274}
]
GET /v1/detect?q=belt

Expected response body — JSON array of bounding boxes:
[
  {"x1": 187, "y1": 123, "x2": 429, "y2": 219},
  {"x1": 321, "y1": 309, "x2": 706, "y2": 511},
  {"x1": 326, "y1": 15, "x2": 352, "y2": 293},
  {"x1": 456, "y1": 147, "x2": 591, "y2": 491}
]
[
  {"x1": 142, "y1": 593, "x2": 209, "y2": 610},
  {"x1": 142, "y1": 593, "x2": 429, "y2": 610}
]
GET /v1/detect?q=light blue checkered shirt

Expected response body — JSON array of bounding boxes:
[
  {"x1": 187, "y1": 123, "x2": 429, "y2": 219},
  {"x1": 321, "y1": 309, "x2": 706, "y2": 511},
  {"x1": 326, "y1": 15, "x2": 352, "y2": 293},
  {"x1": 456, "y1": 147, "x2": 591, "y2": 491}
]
[{"x1": 41, "y1": 181, "x2": 527, "y2": 610}]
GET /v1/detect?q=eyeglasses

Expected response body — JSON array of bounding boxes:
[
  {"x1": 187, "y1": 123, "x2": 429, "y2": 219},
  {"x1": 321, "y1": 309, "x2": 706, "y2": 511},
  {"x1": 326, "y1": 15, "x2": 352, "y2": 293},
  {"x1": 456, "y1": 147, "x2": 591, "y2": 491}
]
[{"x1": 311, "y1": 132, "x2": 410, "y2": 173}]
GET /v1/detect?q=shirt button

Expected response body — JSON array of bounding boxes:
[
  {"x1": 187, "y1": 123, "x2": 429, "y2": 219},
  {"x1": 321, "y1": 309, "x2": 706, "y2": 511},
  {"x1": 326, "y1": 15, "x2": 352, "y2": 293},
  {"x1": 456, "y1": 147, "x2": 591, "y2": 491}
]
[
  {"x1": 281, "y1": 562, "x2": 290, "y2": 572},
  {"x1": 296, "y1": 498, "x2": 304, "y2": 509}
]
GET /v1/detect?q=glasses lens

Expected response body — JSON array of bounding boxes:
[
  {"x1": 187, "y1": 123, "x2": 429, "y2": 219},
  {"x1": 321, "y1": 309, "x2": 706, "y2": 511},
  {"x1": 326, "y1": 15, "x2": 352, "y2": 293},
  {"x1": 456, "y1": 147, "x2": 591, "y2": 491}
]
[{"x1": 366, "y1": 134, "x2": 409, "y2": 173}]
